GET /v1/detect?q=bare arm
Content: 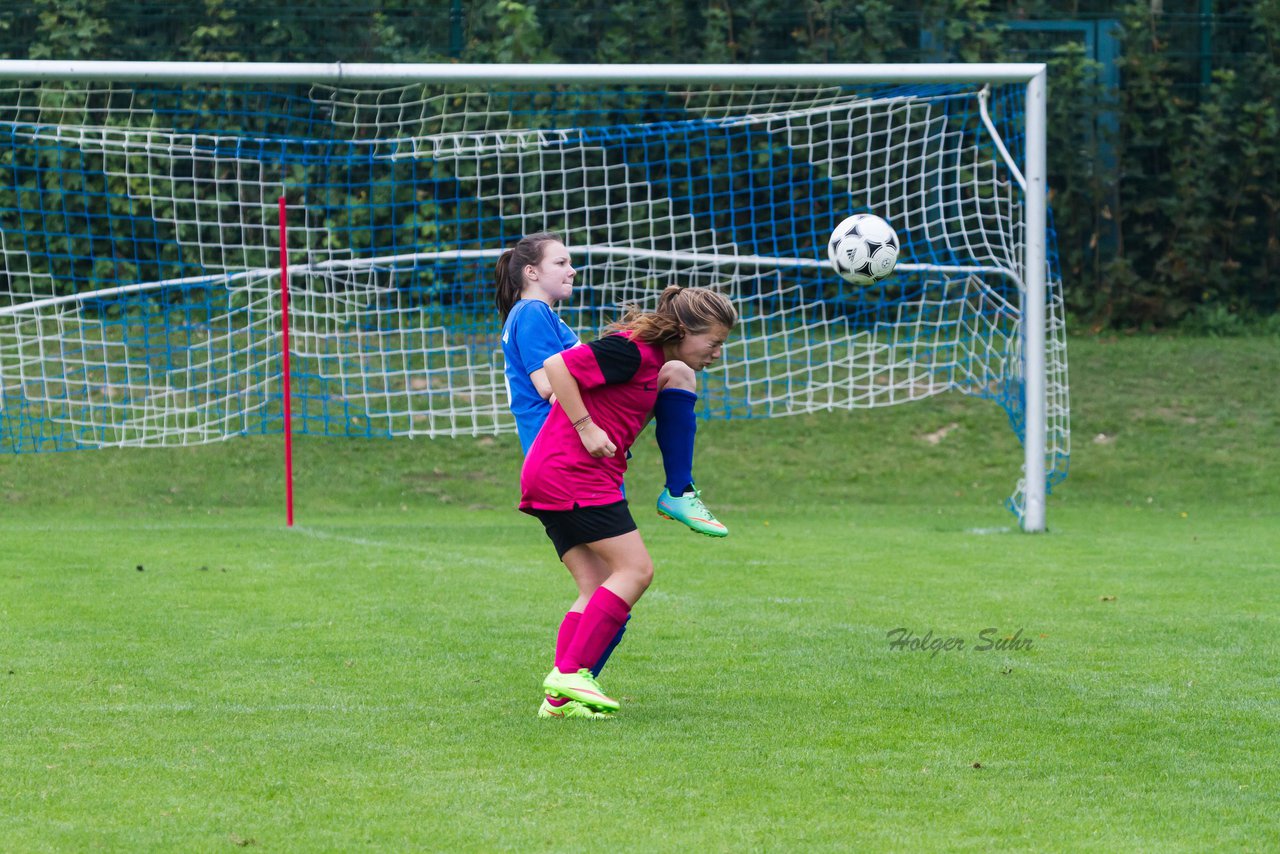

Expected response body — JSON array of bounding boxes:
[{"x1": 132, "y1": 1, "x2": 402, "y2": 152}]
[
  {"x1": 529, "y1": 367, "x2": 553, "y2": 401},
  {"x1": 543, "y1": 353, "x2": 616, "y2": 458}
]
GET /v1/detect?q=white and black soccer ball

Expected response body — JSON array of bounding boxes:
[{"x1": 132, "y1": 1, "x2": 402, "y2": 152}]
[{"x1": 827, "y1": 214, "x2": 900, "y2": 285}]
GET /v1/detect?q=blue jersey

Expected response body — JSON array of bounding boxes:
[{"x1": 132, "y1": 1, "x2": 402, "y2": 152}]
[{"x1": 501, "y1": 299, "x2": 579, "y2": 453}]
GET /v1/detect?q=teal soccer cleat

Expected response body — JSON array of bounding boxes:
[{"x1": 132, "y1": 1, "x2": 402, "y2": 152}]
[{"x1": 656, "y1": 487, "x2": 728, "y2": 538}]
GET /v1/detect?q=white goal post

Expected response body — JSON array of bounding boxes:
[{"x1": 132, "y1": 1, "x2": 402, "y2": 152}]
[{"x1": 0, "y1": 61, "x2": 1066, "y2": 531}]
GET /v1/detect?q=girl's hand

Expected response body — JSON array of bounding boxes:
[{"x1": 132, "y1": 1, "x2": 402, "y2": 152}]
[{"x1": 578, "y1": 423, "x2": 617, "y2": 458}]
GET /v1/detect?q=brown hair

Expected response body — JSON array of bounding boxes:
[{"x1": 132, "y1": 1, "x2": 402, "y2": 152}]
[
  {"x1": 494, "y1": 232, "x2": 564, "y2": 321},
  {"x1": 609, "y1": 285, "x2": 737, "y2": 344}
]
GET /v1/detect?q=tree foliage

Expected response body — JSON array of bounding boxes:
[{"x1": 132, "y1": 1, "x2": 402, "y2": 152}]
[{"x1": 1, "y1": 0, "x2": 1277, "y2": 328}]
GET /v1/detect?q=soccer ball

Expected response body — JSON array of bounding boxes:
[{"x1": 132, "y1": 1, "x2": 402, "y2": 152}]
[{"x1": 827, "y1": 214, "x2": 900, "y2": 285}]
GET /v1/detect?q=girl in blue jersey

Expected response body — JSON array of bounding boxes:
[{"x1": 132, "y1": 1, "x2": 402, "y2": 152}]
[
  {"x1": 496, "y1": 233, "x2": 581, "y2": 455},
  {"x1": 495, "y1": 232, "x2": 726, "y2": 719}
]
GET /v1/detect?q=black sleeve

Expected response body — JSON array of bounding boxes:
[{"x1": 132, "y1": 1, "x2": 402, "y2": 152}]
[{"x1": 586, "y1": 334, "x2": 643, "y2": 385}]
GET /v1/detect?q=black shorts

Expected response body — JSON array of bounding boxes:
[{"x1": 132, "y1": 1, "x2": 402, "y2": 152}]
[{"x1": 524, "y1": 500, "x2": 637, "y2": 559}]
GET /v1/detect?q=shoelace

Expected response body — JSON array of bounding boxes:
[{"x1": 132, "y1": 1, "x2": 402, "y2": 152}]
[
  {"x1": 687, "y1": 491, "x2": 718, "y2": 520},
  {"x1": 577, "y1": 669, "x2": 604, "y2": 691}
]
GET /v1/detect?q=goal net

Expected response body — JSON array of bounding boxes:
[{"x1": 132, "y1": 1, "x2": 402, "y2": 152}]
[{"x1": 0, "y1": 63, "x2": 1069, "y2": 524}]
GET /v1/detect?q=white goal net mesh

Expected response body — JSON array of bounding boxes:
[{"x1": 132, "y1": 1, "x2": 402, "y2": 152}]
[{"x1": 0, "y1": 75, "x2": 1069, "y2": 516}]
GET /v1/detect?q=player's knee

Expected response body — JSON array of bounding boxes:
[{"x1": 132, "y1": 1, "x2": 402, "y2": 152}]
[
  {"x1": 658, "y1": 359, "x2": 696, "y2": 393},
  {"x1": 623, "y1": 556, "x2": 654, "y2": 592}
]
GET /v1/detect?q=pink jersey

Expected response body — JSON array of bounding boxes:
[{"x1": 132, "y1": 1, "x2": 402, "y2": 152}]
[{"x1": 520, "y1": 331, "x2": 667, "y2": 511}]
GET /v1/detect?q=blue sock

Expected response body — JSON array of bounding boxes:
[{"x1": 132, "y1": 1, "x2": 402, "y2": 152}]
[
  {"x1": 654, "y1": 388, "x2": 698, "y2": 495},
  {"x1": 592, "y1": 614, "x2": 630, "y2": 678}
]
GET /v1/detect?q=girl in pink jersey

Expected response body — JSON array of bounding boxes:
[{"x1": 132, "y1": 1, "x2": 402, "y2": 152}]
[
  {"x1": 496, "y1": 235, "x2": 728, "y2": 718},
  {"x1": 522, "y1": 285, "x2": 737, "y2": 717}
]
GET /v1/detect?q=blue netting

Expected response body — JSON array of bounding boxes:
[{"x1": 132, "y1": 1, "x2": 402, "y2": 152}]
[{"x1": 1, "y1": 79, "x2": 1067, "y2": 515}]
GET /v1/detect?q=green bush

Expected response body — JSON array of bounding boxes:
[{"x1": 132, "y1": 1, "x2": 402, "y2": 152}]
[{"x1": 2, "y1": 0, "x2": 1277, "y2": 329}]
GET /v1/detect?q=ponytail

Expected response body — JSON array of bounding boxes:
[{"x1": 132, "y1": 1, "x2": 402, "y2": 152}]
[
  {"x1": 494, "y1": 249, "x2": 521, "y2": 320},
  {"x1": 610, "y1": 285, "x2": 737, "y2": 343},
  {"x1": 493, "y1": 232, "x2": 565, "y2": 321}
]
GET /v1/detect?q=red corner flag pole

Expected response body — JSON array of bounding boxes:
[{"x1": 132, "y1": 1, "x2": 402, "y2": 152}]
[{"x1": 278, "y1": 196, "x2": 295, "y2": 527}]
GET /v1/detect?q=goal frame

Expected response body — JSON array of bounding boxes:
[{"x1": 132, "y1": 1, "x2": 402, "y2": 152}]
[{"x1": 0, "y1": 60, "x2": 1052, "y2": 532}]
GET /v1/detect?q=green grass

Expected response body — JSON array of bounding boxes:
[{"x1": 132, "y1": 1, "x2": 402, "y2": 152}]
[{"x1": 2, "y1": 335, "x2": 1277, "y2": 851}]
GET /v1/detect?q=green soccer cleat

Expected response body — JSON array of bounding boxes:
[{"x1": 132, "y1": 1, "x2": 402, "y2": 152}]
[
  {"x1": 656, "y1": 487, "x2": 729, "y2": 538},
  {"x1": 542, "y1": 667, "x2": 620, "y2": 713},
  {"x1": 538, "y1": 695, "x2": 615, "y2": 720}
]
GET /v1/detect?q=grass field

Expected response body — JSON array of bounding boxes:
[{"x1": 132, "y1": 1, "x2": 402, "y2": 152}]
[{"x1": 2, "y1": 335, "x2": 1277, "y2": 851}]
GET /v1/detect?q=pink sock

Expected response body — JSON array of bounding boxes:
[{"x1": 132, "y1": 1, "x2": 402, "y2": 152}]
[
  {"x1": 554, "y1": 611, "x2": 583, "y2": 674},
  {"x1": 564, "y1": 587, "x2": 631, "y2": 674}
]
